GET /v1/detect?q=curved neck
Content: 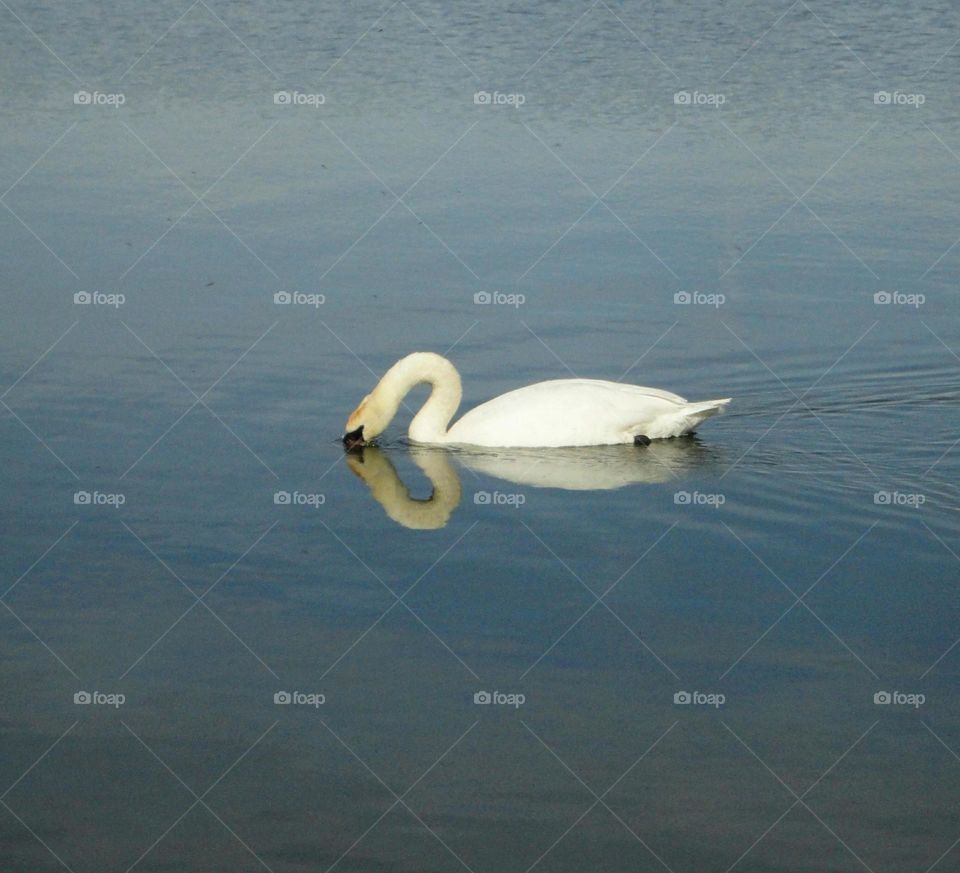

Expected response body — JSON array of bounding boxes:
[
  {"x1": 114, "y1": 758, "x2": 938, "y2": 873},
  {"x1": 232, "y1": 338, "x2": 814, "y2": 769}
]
[{"x1": 375, "y1": 353, "x2": 462, "y2": 443}]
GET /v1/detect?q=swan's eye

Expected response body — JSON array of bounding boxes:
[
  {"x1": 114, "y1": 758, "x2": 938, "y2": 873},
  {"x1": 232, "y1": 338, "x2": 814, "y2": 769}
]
[{"x1": 342, "y1": 425, "x2": 365, "y2": 449}]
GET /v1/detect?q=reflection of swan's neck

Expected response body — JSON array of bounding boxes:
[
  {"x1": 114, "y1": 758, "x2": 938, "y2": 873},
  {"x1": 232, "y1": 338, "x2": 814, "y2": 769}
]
[
  {"x1": 347, "y1": 446, "x2": 461, "y2": 529},
  {"x1": 376, "y1": 352, "x2": 462, "y2": 443}
]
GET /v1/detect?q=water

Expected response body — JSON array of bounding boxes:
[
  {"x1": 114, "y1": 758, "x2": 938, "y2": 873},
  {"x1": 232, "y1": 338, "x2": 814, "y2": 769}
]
[{"x1": 2, "y1": 2, "x2": 959, "y2": 871}]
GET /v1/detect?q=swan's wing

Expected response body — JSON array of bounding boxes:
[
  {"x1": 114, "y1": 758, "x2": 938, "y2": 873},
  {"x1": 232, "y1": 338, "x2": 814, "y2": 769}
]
[
  {"x1": 447, "y1": 379, "x2": 688, "y2": 447},
  {"x1": 537, "y1": 379, "x2": 688, "y2": 404}
]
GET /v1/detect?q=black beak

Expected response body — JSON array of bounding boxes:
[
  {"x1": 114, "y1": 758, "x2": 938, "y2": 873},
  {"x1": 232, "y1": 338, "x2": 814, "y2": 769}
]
[{"x1": 342, "y1": 425, "x2": 365, "y2": 450}]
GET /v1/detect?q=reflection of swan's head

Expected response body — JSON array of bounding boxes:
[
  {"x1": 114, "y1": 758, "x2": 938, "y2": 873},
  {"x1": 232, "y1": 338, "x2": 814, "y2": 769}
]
[{"x1": 346, "y1": 445, "x2": 461, "y2": 530}]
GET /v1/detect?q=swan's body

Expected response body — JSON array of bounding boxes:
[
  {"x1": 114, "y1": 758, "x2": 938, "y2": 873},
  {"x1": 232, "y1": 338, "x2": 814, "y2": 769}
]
[{"x1": 343, "y1": 352, "x2": 730, "y2": 449}]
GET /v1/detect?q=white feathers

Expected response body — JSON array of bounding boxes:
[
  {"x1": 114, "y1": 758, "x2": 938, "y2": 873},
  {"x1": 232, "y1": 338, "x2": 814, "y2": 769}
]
[{"x1": 345, "y1": 352, "x2": 730, "y2": 448}]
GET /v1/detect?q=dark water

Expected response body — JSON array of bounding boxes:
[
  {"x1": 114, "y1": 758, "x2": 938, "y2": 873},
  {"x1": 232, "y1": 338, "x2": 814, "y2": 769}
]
[{"x1": 2, "y1": 2, "x2": 959, "y2": 871}]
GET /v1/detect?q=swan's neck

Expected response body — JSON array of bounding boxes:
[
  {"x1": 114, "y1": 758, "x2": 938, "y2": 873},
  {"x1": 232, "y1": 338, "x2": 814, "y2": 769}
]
[{"x1": 375, "y1": 353, "x2": 462, "y2": 443}]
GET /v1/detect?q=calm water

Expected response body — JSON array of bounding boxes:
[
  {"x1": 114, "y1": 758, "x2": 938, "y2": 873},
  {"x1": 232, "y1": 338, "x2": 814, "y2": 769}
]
[{"x1": 2, "y1": 2, "x2": 959, "y2": 871}]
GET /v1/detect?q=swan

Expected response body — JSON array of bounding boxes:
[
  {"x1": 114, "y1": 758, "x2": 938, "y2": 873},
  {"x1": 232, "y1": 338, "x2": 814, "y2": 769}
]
[{"x1": 342, "y1": 352, "x2": 730, "y2": 449}]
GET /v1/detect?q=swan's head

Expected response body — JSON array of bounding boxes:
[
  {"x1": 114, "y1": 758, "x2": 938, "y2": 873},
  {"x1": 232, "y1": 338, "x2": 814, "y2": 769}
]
[{"x1": 342, "y1": 393, "x2": 389, "y2": 448}]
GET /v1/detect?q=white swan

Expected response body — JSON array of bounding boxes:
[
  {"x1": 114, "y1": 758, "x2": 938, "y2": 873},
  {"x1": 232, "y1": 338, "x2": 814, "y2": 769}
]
[{"x1": 342, "y1": 352, "x2": 730, "y2": 449}]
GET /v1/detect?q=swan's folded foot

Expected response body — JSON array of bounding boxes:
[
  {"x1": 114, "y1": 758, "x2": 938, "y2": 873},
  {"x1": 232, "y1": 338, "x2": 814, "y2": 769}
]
[{"x1": 633, "y1": 434, "x2": 651, "y2": 447}]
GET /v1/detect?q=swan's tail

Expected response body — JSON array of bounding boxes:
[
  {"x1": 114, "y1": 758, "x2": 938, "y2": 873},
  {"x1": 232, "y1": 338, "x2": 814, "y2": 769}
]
[
  {"x1": 642, "y1": 397, "x2": 731, "y2": 439},
  {"x1": 681, "y1": 398, "x2": 731, "y2": 429}
]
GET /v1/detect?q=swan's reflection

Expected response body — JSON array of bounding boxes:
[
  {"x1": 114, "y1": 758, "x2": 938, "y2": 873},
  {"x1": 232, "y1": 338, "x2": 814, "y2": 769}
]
[
  {"x1": 454, "y1": 438, "x2": 716, "y2": 490},
  {"x1": 347, "y1": 438, "x2": 718, "y2": 529},
  {"x1": 346, "y1": 445, "x2": 461, "y2": 530}
]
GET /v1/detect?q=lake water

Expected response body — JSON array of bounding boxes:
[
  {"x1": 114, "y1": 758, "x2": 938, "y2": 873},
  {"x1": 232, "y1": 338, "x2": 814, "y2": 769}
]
[{"x1": 2, "y1": 2, "x2": 959, "y2": 871}]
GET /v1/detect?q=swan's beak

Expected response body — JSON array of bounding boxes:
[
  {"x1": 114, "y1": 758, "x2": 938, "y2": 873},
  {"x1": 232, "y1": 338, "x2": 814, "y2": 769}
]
[{"x1": 342, "y1": 425, "x2": 365, "y2": 450}]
